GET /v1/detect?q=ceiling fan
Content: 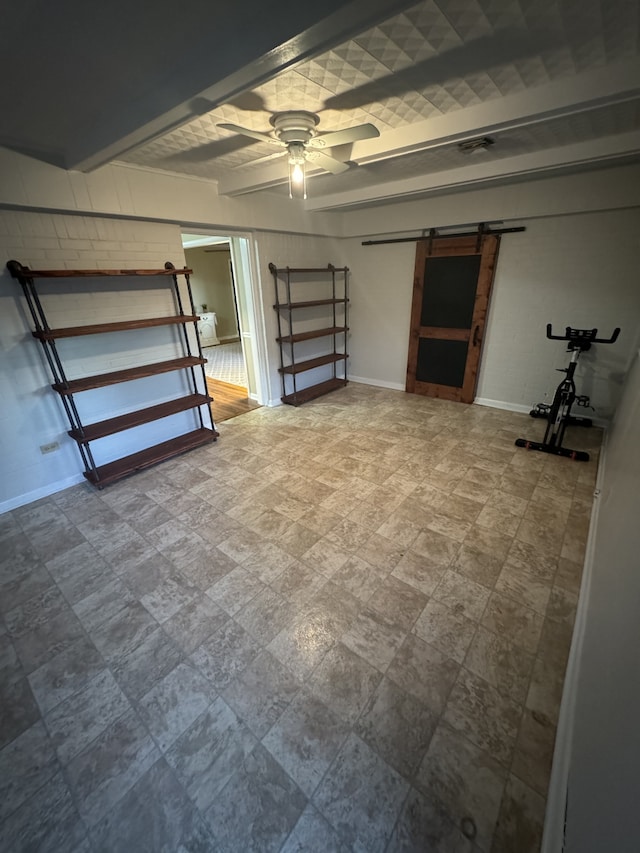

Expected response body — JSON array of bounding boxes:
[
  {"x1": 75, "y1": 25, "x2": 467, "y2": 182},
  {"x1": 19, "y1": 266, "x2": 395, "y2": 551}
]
[{"x1": 217, "y1": 111, "x2": 380, "y2": 198}]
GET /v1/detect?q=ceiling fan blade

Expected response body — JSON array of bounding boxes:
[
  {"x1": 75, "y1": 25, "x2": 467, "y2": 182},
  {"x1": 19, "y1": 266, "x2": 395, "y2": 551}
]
[
  {"x1": 217, "y1": 123, "x2": 283, "y2": 146},
  {"x1": 308, "y1": 123, "x2": 380, "y2": 149},
  {"x1": 233, "y1": 150, "x2": 286, "y2": 169},
  {"x1": 305, "y1": 149, "x2": 350, "y2": 175}
]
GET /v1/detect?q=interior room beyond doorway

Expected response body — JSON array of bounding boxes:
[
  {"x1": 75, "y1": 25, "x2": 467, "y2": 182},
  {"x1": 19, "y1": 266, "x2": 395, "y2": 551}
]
[{"x1": 182, "y1": 234, "x2": 261, "y2": 423}]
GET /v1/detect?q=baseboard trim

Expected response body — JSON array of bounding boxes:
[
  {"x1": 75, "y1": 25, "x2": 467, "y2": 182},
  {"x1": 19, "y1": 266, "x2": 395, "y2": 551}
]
[
  {"x1": 0, "y1": 472, "x2": 85, "y2": 515},
  {"x1": 474, "y1": 397, "x2": 531, "y2": 415},
  {"x1": 349, "y1": 375, "x2": 405, "y2": 392},
  {"x1": 540, "y1": 438, "x2": 607, "y2": 852},
  {"x1": 475, "y1": 396, "x2": 609, "y2": 426}
]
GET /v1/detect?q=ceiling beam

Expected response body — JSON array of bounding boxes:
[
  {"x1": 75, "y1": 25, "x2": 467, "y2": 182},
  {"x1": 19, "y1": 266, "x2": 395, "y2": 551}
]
[
  {"x1": 217, "y1": 58, "x2": 640, "y2": 197},
  {"x1": 61, "y1": 0, "x2": 414, "y2": 171},
  {"x1": 352, "y1": 58, "x2": 640, "y2": 165},
  {"x1": 303, "y1": 130, "x2": 640, "y2": 210}
]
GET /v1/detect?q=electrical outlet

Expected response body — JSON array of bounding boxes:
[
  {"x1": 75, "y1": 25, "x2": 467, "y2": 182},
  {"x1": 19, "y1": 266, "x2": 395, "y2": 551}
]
[{"x1": 40, "y1": 441, "x2": 60, "y2": 454}]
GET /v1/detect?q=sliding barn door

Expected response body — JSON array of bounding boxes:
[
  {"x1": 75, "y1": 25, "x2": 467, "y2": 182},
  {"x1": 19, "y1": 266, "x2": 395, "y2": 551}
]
[{"x1": 406, "y1": 234, "x2": 500, "y2": 403}]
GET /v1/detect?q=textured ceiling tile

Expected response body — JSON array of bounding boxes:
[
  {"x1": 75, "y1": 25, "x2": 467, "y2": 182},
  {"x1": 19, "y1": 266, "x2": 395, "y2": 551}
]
[
  {"x1": 359, "y1": 16, "x2": 438, "y2": 64},
  {"x1": 443, "y1": 0, "x2": 493, "y2": 39},
  {"x1": 512, "y1": 56, "x2": 552, "y2": 87},
  {"x1": 483, "y1": 64, "x2": 526, "y2": 95},
  {"x1": 443, "y1": 79, "x2": 484, "y2": 108},
  {"x1": 464, "y1": 71, "x2": 504, "y2": 100},
  {"x1": 420, "y1": 86, "x2": 462, "y2": 113},
  {"x1": 540, "y1": 48, "x2": 580, "y2": 80},
  {"x1": 476, "y1": 0, "x2": 527, "y2": 29},
  {"x1": 118, "y1": 0, "x2": 640, "y2": 192},
  {"x1": 353, "y1": 28, "x2": 417, "y2": 72}
]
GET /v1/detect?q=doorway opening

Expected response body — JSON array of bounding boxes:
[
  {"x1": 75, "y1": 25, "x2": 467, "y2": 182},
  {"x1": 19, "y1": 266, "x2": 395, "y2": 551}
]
[{"x1": 182, "y1": 232, "x2": 266, "y2": 422}]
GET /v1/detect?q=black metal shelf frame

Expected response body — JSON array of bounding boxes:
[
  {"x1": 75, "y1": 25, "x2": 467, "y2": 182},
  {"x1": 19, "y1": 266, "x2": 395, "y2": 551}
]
[
  {"x1": 7, "y1": 260, "x2": 217, "y2": 486},
  {"x1": 270, "y1": 262, "x2": 349, "y2": 406}
]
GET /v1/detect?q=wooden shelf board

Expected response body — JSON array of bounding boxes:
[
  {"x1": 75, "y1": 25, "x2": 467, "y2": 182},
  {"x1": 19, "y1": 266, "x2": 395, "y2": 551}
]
[
  {"x1": 11, "y1": 267, "x2": 192, "y2": 279},
  {"x1": 276, "y1": 326, "x2": 348, "y2": 344},
  {"x1": 279, "y1": 353, "x2": 348, "y2": 375},
  {"x1": 34, "y1": 314, "x2": 199, "y2": 340},
  {"x1": 68, "y1": 393, "x2": 213, "y2": 443},
  {"x1": 281, "y1": 378, "x2": 347, "y2": 406},
  {"x1": 274, "y1": 298, "x2": 348, "y2": 310},
  {"x1": 83, "y1": 428, "x2": 217, "y2": 488},
  {"x1": 269, "y1": 265, "x2": 348, "y2": 274},
  {"x1": 53, "y1": 356, "x2": 205, "y2": 394}
]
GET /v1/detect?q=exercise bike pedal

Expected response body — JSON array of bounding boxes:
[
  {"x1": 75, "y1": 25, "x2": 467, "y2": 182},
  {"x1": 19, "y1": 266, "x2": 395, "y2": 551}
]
[{"x1": 529, "y1": 403, "x2": 550, "y2": 418}]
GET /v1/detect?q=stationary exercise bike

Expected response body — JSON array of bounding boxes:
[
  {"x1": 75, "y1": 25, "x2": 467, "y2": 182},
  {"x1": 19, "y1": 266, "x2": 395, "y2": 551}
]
[{"x1": 515, "y1": 324, "x2": 620, "y2": 462}]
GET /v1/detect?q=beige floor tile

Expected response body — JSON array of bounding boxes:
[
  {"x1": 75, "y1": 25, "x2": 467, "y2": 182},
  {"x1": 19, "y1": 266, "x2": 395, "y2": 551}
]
[
  {"x1": 494, "y1": 564, "x2": 551, "y2": 616},
  {"x1": 452, "y1": 544, "x2": 504, "y2": 588},
  {"x1": 463, "y1": 627, "x2": 535, "y2": 704},
  {"x1": 515, "y1": 519, "x2": 564, "y2": 556},
  {"x1": 475, "y1": 506, "x2": 521, "y2": 538},
  {"x1": 411, "y1": 530, "x2": 460, "y2": 567},
  {"x1": 491, "y1": 774, "x2": 546, "y2": 853},
  {"x1": 442, "y1": 670, "x2": 521, "y2": 768},
  {"x1": 526, "y1": 658, "x2": 565, "y2": 725},
  {"x1": 481, "y1": 593, "x2": 544, "y2": 655},
  {"x1": 452, "y1": 479, "x2": 493, "y2": 505},
  {"x1": 504, "y1": 538, "x2": 558, "y2": 583},
  {"x1": 5, "y1": 385, "x2": 600, "y2": 853},
  {"x1": 483, "y1": 492, "x2": 529, "y2": 518},
  {"x1": 512, "y1": 708, "x2": 557, "y2": 797},
  {"x1": 416, "y1": 723, "x2": 507, "y2": 852},
  {"x1": 391, "y1": 552, "x2": 447, "y2": 597},
  {"x1": 424, "y1": 511, "x2": 473, "y2": 543},
  {"x1": 376, "y1": 513, "x2": 421, "y2": 549},
  {"x1": 546, "y1": 586, "x2": 578, "y2": 626},
  {"x1": 356, "y1": 532, "x2": 405, "y2": 573},
  {"x1": 413, "y1": 599, "x2": 476, "y2": 664},
  {"x1": 386, "y1": 634, "x2": 460, "y2": 715},
  {"x1": 432, "y1": 570, "x2": 490, "y2": 622},
  {"x1": 554, "y1": 558, "x2": 584, "y2": 595},
  {"x1": 463, "y1": 526, "x2": 513, "y2": 561}
]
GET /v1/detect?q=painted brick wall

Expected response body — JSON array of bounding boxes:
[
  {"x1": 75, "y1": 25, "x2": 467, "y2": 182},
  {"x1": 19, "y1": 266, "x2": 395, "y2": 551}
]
[{"x1": 0, "y1": 211, "x2": 190, "y2": 511}]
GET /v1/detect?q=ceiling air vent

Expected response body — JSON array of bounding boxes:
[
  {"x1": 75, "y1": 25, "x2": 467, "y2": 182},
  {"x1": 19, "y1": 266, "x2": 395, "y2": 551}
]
[{"x1": 458, "y1": 136, "x2": 495, "y2": 154}]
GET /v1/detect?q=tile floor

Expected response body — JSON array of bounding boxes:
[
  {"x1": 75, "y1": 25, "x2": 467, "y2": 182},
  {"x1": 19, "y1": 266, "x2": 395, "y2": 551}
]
[
  {"x1": 203, "y1": 342, "x2": 248, "y2": 388},
  {"x1": 0, "y1": 384, "x2": 600, "y2": 852}
]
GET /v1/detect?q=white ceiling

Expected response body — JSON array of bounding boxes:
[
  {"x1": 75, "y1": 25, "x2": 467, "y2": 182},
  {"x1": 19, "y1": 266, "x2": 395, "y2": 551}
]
[{"x1": 3, "y1": 0, "x2": 640, "y2": 212}]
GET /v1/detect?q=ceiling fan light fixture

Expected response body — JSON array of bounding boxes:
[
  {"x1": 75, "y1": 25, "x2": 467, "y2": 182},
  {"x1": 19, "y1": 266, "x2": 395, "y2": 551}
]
[
  {"x1": 458, "y1": 136, "x2": 495, "y2": 155},
  {"x1": 288, "y1": 142, "x2": 307, "y2": 200}
]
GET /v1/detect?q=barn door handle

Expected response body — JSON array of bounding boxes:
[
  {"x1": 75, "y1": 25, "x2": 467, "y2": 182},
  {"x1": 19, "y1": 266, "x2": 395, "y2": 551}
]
[{"x1": 473, "y1": 325, "x2": 480, "y2": 346}]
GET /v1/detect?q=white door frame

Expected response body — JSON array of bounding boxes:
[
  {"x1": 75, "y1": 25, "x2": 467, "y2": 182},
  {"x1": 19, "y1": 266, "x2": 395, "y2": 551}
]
[{"x1": 181, "y1": 230, "x2": 272, "y2": 407}]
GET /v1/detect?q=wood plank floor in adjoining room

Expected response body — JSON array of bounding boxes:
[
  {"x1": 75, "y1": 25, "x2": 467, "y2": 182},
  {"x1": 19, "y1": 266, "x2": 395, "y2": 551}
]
[{"x1": 206, "y1": 377, "x2": 261, "y2": 423}]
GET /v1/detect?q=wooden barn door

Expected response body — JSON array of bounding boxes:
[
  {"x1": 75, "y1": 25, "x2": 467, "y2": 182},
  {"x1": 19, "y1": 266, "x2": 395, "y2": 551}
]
[{"x1": 406, "y1": 233, "x2": 500, "y2": 403}]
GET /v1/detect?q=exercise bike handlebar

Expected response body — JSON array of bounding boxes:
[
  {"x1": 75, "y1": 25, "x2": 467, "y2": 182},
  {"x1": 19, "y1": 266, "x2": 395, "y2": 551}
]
[{"x1": 546, "y1": 324, "x2": 621, "y2": 344}]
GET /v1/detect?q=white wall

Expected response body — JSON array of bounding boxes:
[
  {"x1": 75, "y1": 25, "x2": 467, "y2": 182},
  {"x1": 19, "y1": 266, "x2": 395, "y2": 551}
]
[
  {"x1": 344, "y1": 207, "x2": 640, "y2": 420},
  {"x1": 344, "y1": 240, "x2": 416, "y2": 390},
  {"x1": 559, "y1": 346, "x2": 640, "y2": 853},
  {"x1": 2, "y1": 151, "x2": 638, "y2": 510},
  {"x1": 186, "y1": 246, "x2": 238, "y2": 340},
  {"x1": 476, "y1": 209, "x2": 639, "y2": 419}
]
